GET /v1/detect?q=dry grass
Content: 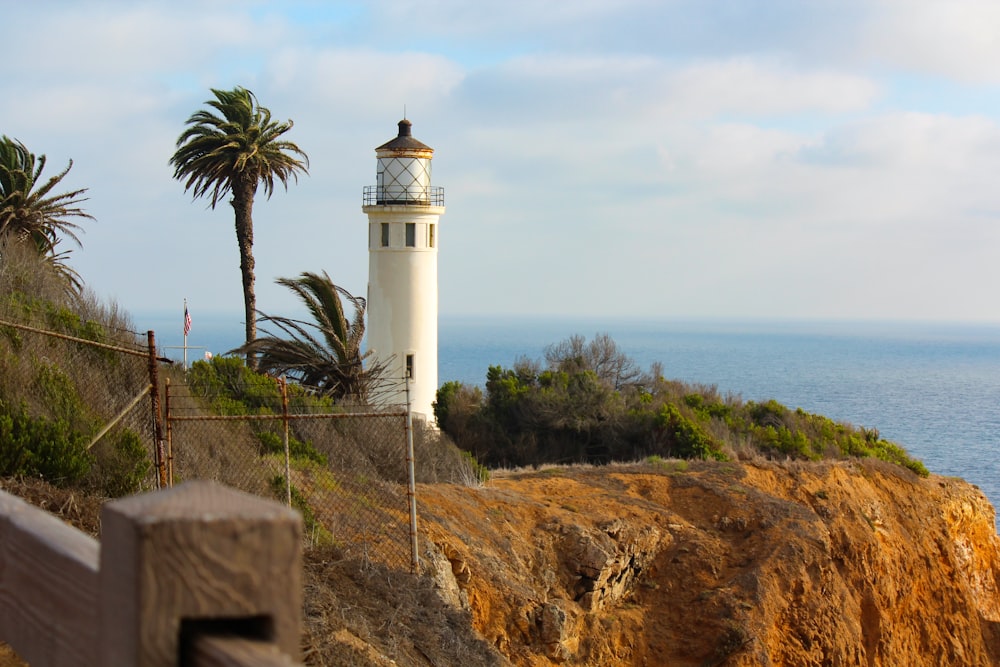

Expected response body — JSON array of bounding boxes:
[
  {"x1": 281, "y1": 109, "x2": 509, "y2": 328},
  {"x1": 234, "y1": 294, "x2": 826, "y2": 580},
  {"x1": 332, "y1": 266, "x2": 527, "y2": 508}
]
[
  {"x1": 0, "y1": 475, "x2": 507, "y2": 667},
  {"x1": 302, "y1": 547, "x2": 506, "y2": 666}
]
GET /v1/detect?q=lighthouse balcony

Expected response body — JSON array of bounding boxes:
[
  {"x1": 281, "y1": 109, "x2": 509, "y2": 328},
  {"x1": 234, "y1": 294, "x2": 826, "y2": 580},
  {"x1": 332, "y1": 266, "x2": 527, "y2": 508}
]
[{"x1": 364, "y1": 185, "x2": 444, "y2": 207}]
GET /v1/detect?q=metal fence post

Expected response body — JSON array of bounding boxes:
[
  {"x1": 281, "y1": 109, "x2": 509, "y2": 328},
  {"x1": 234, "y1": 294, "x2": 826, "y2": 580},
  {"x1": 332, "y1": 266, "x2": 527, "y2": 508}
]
[
  {"x1": 165, "y1": 378, "x2": 174, "y2": 487},
  {"x1": 279, "y1": 376, "x2": 291, "y2": 508},
  {"x1": 405, "y1": 376, "x2": 419, "y2": 574},
  {"x1": 147, "y1": 330, "x2": 167, "y2": 489}
]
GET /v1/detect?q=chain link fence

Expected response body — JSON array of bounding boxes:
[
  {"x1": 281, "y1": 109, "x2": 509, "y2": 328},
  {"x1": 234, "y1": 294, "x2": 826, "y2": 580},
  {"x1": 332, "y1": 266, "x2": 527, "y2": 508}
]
[
  {"x1": 0, "y1": 312, "x2": 425, "y2": 573},
  {"x1": 164, "y1": 379, "x2": 417, "y2": 572},
  {"x1": 0, "y1": 314, "x2": 161, "y2": 496}
]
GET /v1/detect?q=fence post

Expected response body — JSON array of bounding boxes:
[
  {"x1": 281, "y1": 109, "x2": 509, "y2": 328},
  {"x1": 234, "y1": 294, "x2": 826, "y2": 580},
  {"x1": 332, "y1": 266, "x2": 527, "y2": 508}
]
[
  {"x1": 280, "y1": 375, "x2": 291, "y2": 507},
  {"x1": 98, "y1": 480, "x2": 303, "y2": 665},
  {"x1": 405, "y1": 376, "x2": 419, "y2": 574},
  {"x1": 0, "y1": 490, "x2": 100, "y2": 667},
  {"x1": 165, "y1": 378, "x2": 174, "y2": 486},
  {"x1": 147, "y1": 330, "x2": 168, "y2": 488}
]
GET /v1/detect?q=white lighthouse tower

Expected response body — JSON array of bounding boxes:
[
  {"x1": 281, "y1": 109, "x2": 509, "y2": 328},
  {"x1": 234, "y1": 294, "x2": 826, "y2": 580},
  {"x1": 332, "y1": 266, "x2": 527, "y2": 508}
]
[{"x1": 363, "y1": 119, "x2": 445, "y2": 421}]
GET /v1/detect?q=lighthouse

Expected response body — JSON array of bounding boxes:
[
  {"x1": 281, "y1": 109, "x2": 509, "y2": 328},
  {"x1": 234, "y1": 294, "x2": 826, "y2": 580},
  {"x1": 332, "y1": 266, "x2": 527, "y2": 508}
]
[{"x1": 363, "y1": 119, "x2": 445, "y2": 421}]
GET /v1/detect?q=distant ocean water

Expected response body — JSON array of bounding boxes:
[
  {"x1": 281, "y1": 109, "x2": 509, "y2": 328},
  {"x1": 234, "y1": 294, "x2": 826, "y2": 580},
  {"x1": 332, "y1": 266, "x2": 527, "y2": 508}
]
[{"x1": 151, "y1": 313, "x2": 1000, "y2": 522}]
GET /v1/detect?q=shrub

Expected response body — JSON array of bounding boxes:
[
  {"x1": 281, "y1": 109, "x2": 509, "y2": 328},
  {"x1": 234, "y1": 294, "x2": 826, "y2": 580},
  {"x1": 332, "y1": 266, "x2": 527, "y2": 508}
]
[
  {"x1": 257, "y1": 429, "x2": 327, "y2": 465},
  {"x1": 655, "y1": 403, "x2": 727, "y2": 461},
  {"x1": 0, "y1": 400, "x2": 91, "y2": 484},
  {"x1": 187, "y1": 356, "x2": 282, "y2": 413},
  {"x1": 87, "y1": 429, "x2": 153, "y2": 497},
  {"x1": 270, "y1": 475, "x2": 333, "y2": 545},
  {"x1": 438, "y1": 333, "x2": 929, "y2": 478}
]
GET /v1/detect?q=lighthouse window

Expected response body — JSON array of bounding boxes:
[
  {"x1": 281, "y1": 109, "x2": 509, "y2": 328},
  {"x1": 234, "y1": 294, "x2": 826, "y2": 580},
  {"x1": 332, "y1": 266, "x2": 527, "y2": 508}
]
[
  {"x1": 405, "y1": 354, "x2": 415, "y2": 379},
  {"x1": 380, "y1": 223, "x2": 389, "y2": 247},
  {"x1": 405, "y1": 223, "x2": 416, "y2": 247},
  {"x1": 428, "y1": 224, "x2": 436, "y2": 248}
]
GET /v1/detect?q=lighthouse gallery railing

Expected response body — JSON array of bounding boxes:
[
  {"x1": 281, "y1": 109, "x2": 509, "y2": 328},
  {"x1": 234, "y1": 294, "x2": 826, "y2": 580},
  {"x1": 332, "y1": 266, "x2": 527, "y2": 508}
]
[{"x1": 363, "y1": 185, "x2": 444, "y2": 206}]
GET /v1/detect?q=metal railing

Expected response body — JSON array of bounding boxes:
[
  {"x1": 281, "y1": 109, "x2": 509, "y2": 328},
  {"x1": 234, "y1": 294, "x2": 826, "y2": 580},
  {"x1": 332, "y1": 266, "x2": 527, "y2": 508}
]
[{"x1": 363, "y1": 185, "x2": 445, "y2": 206}]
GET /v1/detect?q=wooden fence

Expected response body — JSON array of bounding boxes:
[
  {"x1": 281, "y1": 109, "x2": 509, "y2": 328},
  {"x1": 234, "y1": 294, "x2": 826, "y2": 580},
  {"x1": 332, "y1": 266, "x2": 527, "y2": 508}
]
[{"x1": 0, "y1": 481, "x2": 304, "y2": 666}]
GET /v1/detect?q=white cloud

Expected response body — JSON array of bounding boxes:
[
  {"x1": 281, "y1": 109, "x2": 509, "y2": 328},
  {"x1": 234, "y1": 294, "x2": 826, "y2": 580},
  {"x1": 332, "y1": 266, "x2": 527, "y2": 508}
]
[
  {"x1": 264, "y1": 47, "x2": 465, "y2": 119},
  {"x1": 860, "y1": 0, "x2": 1000, "y2": 82},
  {"x1": 662, "y1": 58, "x2": 880, "y2": 118}
]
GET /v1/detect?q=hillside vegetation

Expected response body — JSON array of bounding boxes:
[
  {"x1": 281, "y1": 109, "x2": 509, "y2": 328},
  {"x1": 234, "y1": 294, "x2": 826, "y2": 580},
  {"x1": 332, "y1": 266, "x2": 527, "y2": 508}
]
[
  {"x1": 0, "y1": 243, "x2": 152, "y2": 497},
  {"x1": 435, "y1": 333, "x2": 928, "y2": 477}
]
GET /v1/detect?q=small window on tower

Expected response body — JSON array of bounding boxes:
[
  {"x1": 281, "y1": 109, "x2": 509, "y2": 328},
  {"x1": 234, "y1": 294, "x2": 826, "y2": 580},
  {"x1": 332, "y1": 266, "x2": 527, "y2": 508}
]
[
  {"x1": 380, "y1": 223, "x2": 389, "y2": 247},
  {"x1": 405, "y1": 223, "x2": 416, "y2": 247},
  {"x1": 428, "y1": 224, "x2": 436, "y2": 248},
  {"x1": 405, "y1": 354, "x2": 415, "y2": 379}
]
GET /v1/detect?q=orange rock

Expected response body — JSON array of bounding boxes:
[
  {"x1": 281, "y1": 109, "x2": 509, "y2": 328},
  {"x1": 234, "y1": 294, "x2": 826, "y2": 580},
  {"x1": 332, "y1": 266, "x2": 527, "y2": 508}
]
[{"x1": 418, "y1": 459, "x2": 1000, "y2": 666}]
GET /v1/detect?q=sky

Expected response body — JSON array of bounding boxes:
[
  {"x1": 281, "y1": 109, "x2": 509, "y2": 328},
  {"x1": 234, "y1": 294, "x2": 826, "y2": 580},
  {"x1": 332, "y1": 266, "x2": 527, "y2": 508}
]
[{"x1": 4, "y1": 0, "x2": 1000, "y2": 337}]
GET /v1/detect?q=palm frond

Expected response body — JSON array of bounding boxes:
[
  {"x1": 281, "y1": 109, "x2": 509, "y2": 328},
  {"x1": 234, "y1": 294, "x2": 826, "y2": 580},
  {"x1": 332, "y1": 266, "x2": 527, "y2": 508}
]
[
  {"x1": 231, "y1": 272, "x2": 389, "y2": 402},
  {"x1": 0, "y1": 136, "x2": 91, "y2": 294}
]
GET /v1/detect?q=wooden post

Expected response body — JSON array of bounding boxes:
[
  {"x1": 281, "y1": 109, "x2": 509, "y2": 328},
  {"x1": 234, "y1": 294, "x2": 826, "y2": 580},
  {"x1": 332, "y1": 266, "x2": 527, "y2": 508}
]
[
  {"x1": 0, "y1": 491, "x2": 100, "y2": 667},
  {"x1": 98, "y1": 481, "x2": 303, "y2": 665}
]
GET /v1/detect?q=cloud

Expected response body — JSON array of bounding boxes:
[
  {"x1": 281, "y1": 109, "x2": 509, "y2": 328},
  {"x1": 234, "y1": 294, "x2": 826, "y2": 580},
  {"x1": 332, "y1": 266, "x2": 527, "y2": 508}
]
[
  {"x1": 4, "y1": 1, "x2": 1000, "y2": 324},
  {"x1": 860, "y1": 0, "x2": 1000, "y2": 83},
  {"x1": 661, "y1": 58, "x2": 880, "y2": 118},
  {"x1": 263, "y1": 47, "x2": 465, "y2": 121}
]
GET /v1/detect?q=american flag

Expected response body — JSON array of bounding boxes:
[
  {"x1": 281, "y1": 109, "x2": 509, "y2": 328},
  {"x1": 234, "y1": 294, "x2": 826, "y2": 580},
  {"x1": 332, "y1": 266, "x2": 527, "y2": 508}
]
[{"x1": 184, "y1": 305, "x2": 192, "y2": 336}]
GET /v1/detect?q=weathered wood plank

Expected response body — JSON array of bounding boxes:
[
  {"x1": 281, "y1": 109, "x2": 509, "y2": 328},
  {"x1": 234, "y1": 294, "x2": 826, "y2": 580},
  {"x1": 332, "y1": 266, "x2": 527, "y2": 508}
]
[
  {"x1": 191, "y1": 635, "x2": 302, "y2": 667},
  {"x1": 0, "y1": 490, "x2": 100, "y2": 667},
  {"x1": 98, "y1": 480, "x2": 303, "y2": 666}
]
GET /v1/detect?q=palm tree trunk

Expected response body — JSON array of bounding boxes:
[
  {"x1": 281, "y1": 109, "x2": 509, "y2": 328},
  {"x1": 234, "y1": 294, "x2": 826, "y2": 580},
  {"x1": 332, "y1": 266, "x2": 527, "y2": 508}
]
[{"x1": 232, "y1": 177, "x2": 257, "y2": 370}]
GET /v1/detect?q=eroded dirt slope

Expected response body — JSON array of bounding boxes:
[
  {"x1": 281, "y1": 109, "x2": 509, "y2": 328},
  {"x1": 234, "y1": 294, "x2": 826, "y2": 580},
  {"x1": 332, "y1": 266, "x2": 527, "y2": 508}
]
[
  {"x1": 4, "y1": 459, "x2": 1000, "y2": 666},
  {"x1": 418, "y1": 459, "x2": 1000, "y2": 666}
]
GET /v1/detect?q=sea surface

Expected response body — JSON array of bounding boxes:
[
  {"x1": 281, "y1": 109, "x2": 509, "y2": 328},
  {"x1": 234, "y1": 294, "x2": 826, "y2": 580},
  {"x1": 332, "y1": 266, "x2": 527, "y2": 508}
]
[{"x1": 152, "y1": 313, "x2": 1000, "y2": 522}]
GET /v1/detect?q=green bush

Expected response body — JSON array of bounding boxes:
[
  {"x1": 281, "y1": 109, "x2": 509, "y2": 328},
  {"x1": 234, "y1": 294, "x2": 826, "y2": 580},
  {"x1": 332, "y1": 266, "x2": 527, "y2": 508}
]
[
  {"x1": 187, "y1": 356, "x2": 282, "y2": 413},
  {"x1": 270, "y1": 475, "x2": 333, "y2": 545},
  {"x1": 0, "y1": 401, "x2": 91, "y2": 484},
  {"x1": 436, "y1": 333, "x2": 929, "y2": 477},
  {"x1": 188, "y1": 355, "x2": 337, "y2": 415},
  {"x1": 257, "y1": 429, "x2": 327, "y2": 465},
  {"x1": 656, "y1": 403, "x2": 726, "y2": 461},
  {"x1": 88, "y1": 429, "x2": 153, "y2": 497},
  {"x1": 460, "y1": 450, "x2": 490, "y2": 484}
]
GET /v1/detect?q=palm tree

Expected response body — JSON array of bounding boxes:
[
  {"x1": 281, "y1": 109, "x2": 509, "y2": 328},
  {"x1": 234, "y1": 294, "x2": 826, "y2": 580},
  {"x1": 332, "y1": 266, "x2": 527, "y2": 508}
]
[
  {"x1": 0, "y1": 136, "x2": 91, "y2": 294},
  {"x1": 170, "y1": 87, "x2": 309, "y2": 366},
  {"x1": 232, "y1": 271, "x2": 390, "y2": 402}
]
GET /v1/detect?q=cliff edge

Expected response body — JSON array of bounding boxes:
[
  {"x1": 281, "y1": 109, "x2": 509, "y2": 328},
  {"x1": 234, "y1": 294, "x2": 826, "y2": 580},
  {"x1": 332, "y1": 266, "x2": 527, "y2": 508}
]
[
  {"x1": 418, "y1": 459, "x2": 1000, "y2": 666},
  {"x1": 4, "y1": 458, "x2": 999, "y2": 666}
]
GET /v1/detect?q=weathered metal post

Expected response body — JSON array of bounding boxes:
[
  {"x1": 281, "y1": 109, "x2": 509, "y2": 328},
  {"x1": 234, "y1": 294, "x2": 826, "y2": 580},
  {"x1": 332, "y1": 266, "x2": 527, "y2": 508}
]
[
  {"x1": 280, "y1": 375, "x2": 291, "y2": 507},
  {"x1": 146, "y1": 330, "x2": 167, "y2": 488},
  {"x1": 164, "y1": 377, "x2": 174, "y2": 487},
  {"x1": 405, "y1": 375, "x2": 419, "y2": 574}
]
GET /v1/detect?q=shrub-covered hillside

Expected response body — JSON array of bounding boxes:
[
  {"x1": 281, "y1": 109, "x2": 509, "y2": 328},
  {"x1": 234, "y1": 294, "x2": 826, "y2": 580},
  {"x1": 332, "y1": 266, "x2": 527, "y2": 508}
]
[
  {"x1": 434, "y1": 333, "x2": 927, "y2": 476},
  {"x1": 0, "y1": 242, "x2": 153, "y2": 496}
]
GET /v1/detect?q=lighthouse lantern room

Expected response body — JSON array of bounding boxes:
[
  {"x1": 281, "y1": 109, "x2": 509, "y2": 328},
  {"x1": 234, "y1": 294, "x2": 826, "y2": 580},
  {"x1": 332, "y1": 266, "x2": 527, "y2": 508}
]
[{"x1": 363, "y1": 119, "x2": 445, "y2": 421}]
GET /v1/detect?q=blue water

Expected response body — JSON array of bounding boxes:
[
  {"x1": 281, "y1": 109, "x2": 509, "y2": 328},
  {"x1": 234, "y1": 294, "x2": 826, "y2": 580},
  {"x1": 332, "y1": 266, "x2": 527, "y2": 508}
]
[{"x1": 151, "y1": 313, "x2": 1000, "y2": 518}]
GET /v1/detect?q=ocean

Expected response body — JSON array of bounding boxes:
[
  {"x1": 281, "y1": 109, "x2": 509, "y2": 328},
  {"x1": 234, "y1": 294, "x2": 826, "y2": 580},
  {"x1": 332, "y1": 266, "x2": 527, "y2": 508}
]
[{"x1": 153, "y1": 313, "x2": 1000, "y2": 520}]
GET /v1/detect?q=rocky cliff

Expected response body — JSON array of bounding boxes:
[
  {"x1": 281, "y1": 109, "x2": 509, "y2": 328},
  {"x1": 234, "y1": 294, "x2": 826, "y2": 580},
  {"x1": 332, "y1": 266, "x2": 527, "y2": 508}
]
[
  {"x1": 4, "y1": 459, "x2": 999, "y2": 666},
  {"x1": 418, "y1": 459, "x2": 1000, "y2": 666}
]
